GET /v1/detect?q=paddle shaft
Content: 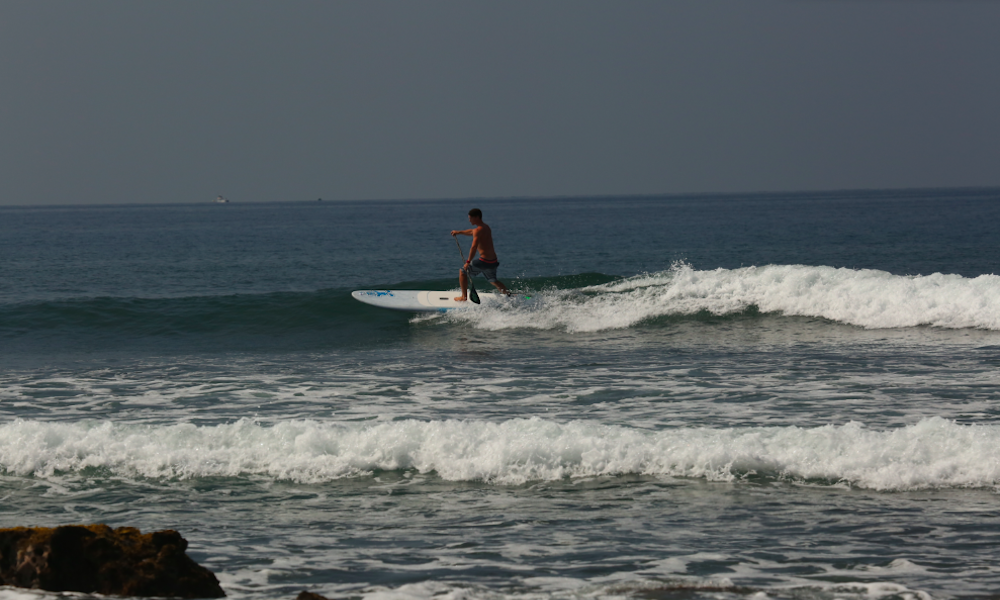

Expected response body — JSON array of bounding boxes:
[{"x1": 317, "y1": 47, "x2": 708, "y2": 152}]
[{"x1": 454, "y1": 235, "x2": 469, "y2": 264}]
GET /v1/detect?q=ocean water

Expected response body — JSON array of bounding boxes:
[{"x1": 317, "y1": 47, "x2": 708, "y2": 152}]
[{"x1": 2, "y1": 189, "x2": 1000, "y2": 600}]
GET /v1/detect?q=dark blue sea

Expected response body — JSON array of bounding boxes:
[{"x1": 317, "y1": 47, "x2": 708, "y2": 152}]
[{"x1": 3, "y1": 188, "x2": 1000, "y2": 600}]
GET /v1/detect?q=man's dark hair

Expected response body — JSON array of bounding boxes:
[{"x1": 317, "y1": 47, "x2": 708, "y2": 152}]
[{"x1": 469, "y1": 208, "x2": 482, "y2": 218}]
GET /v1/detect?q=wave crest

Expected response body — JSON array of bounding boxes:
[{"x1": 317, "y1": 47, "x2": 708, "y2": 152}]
[
  {"x1": 448, "y1": 264, "x2": 1000, "y2": 332},
  {"x1": 2, "y1": 417, "x2": 997, "y2": 491}
]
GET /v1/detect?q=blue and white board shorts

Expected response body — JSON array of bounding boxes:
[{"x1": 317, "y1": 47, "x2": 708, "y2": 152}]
[{"x1": 466, "y1": 258, "x2": 500, "y2": 283}]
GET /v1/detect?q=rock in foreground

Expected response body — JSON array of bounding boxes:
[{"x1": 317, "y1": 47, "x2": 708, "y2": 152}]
[{"x1": 0, "y1": 524, "x2": 225, "y2": 598}]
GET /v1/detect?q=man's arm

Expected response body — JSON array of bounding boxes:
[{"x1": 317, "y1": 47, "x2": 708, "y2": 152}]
[{"x1": 451, "y1": 227, "x2": 480, "y2": 264}]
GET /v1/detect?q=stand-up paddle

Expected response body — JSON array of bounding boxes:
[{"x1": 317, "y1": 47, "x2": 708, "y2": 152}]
[{"x1": 454, "y1": 235, "x2": 480, "y2": 304}]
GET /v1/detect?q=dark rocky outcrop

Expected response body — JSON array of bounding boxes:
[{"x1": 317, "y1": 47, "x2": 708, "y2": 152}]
[{"x1": 0, "y1": 524, "x2": 225, "y2": 598}]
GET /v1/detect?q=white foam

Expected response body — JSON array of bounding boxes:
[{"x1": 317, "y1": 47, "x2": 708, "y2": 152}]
[
  {"x1": 2, "y1": 417, "x2": 999, "y2": 491},
  {"x1": 445, "y1": 264, "x2": 1000, "y2": 332}
]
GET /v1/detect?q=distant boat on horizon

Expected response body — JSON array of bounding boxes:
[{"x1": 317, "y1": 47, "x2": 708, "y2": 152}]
[{"x1": 215, "y1": 195, "x2": 229, "y2": 203}]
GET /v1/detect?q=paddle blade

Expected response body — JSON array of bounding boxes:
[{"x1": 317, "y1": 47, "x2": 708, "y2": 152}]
[{"x1": 468, "y1": 278, "x2": 481, "y2": 304}]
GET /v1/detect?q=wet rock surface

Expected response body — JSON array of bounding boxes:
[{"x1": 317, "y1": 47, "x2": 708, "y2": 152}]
[{"x1": 0, "y1": 524, "x2": 225, "y2": 598}]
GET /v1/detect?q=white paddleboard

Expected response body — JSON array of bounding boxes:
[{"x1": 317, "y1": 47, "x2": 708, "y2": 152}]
[{"x1": 352, "y1": 290, "x2": 528, "y2": 312}]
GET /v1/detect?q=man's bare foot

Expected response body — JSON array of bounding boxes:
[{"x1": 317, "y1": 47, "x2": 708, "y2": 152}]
[{"x1": 454, "y1": 296, "x2": 467, "y2": 302}]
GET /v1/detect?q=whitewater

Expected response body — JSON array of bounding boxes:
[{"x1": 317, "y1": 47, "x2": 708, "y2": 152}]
[
  {"x1": 3, "y1": 417, "x2": 999, "y2": 491},
  {"x1": 442, "y1": 263, "x2": 1000, "y2": 332}
]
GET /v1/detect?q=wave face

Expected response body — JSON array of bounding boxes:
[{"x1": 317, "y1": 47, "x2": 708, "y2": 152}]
[
  {"x1": 0, "y1": 289, "x2": 406, "y2": 352},
  {"x1": 0, "y1": 290, "x2": 360, "y2": 336},
  {"x1": 445, "y1": 263, "x2": 1000, "y2": 332},
  {"x1": 2, "y1": 417, "x2": 997, "y2": 491},
  {"x1": 3, "y1": 265, "x2": 999, "y2": 347}
]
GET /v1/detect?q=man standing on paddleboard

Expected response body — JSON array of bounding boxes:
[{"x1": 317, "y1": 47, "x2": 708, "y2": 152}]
[{"x1": 451, "y1": 208, "x2": 510, "y2": 301}]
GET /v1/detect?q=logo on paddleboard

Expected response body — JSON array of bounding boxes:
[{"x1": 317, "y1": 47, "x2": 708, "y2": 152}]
[{"x1": 361, "y1": 290, "x2": 394, "y2": 297}]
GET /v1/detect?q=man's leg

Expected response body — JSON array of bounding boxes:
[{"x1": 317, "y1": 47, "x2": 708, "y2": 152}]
[
  {"x1": 455, "y1": 268, "x2": 469, "y2": 301},
  {"x1": 490, "y1": 281, "x2": 510, "y2": 296}
]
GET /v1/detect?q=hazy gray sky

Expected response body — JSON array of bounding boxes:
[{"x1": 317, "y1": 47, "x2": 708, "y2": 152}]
[{"x1": 2, "y1": 1, "x2": 998, "y2": 205}]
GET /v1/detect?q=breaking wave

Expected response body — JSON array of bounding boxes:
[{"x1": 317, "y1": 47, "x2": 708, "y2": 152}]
[
  {"x1": 3, "y1": 265, "x2": 999, "y2": 346},
  {"x1": 446, "y1": 263, "x2": 1000, "y2": 332},
  {"x1": 2, "y1": 417, "x2": 998, "y2": 491}
]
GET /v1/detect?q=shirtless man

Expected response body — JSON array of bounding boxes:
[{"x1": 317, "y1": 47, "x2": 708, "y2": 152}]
[{"x1": 450, "y1": 208, "x2": 510, "y2": 301}]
